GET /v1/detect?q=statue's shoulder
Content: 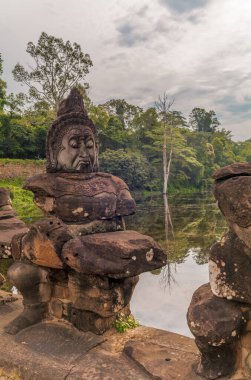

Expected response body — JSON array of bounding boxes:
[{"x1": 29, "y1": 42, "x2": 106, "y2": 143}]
[
  {"x1": 94, "y1": 172, "x2": 129, "y2": 191},
  {"x1": 23, "y1": 174, "x2": 53, "y2": 195},
  {"x1": 105, "y1": 173, "x2": 129, "y2": 191}
]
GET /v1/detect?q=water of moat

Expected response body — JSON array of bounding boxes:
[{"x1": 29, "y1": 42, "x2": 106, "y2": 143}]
[
  {"x1": 127, "y1": 191, "x2": 227, "y2": 337},
  {"x1": 0, "y1": 191, "x2": 227, "y2": 337}
]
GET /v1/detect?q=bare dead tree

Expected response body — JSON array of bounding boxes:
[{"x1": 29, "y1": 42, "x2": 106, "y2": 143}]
[{"x1": 155, "y1": 93, "x2": 174, "y2": 195}]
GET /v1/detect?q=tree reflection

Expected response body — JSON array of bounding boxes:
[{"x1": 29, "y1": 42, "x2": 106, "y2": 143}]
[
  {"x1": 161, "y1": 194, "x2": 176, "y2": 290},
  {"x1": 127, "y1": 191, "x2": 227, "y2": 287}
]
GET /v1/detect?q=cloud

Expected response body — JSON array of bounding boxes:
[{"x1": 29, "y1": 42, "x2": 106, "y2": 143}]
[
  {"x1": 117, "y1": 21, "x2": 149, "y2": 47},
  {"x1": 1, "y1": 0, "x2": 251, "y2": 140},
  {"x1": 159, "y1": 0, "x2": 209, "y2": 13}
]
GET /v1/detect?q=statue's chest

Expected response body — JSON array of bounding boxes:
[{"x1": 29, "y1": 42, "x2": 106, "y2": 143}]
[{"x1": 52, "y1": 177, "x2": 118, "y2": 222}]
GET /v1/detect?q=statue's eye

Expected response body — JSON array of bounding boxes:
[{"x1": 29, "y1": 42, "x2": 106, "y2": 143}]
[
  {"x1": 69, "y1": 139, "x2": 79, "y2": 148},
  {"x1": 86, "y1": 140, "x2": 94, "y2": 148}
]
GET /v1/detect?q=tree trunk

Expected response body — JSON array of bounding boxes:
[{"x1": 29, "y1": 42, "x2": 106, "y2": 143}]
[
  {"x1": 163, "y1": 125, "x2": 168, "y2": 194},
  {"x1": 163, "y1": 125, "x2": 173, "y2": 195}
]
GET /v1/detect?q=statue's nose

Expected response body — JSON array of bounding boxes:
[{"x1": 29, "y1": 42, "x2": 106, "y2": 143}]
[{"x1": 79, "y1": 143, "x2": 88, "y2": 158}]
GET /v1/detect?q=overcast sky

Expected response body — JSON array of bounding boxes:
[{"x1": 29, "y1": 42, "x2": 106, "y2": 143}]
[{"x1": 1, "y1": 0, "x2": 251, "y2": 141}]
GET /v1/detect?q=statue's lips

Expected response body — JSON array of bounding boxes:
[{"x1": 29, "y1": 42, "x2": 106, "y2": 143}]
[{"x1": 76, "y1": 160, "x2": 91, "y2": 169}]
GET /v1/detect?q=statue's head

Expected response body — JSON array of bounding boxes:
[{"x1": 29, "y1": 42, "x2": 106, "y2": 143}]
[{"x1": 46, "y1": 88, "x2": 99, "y2": 173}]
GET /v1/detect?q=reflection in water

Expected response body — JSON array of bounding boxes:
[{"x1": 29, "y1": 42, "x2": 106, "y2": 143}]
[
  {"x1": 127, "y1": 191, "x2": 226, "y2": 267},
  {"x1": 131, "y1": 256, "x2": 209, "y2": 337},
  {"x1": 162, "y1": 194, "x2": 175, "y2": 289},
  {"x1": 127, "y1": 191, "x2": 227, "y2": 336}
]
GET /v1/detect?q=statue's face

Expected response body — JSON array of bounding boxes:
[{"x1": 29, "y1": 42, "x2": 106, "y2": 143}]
[{"x1": 57, "y1": 125, "x2": 97, "y2": 172}]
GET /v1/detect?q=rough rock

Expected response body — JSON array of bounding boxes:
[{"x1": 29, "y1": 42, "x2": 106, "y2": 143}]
[
  {"x1": 0, "y1": 273, "x2": 4, "y2": 287},
  {"x1": 62, "y1": 230, "x2": 167, "y2": 278},
  {"x1": 213, "y1": 174, "x2": 251, "y2": 229},
  {"x1": 18, "y1": 217, "x2": 72, "y2": 268},
  {"x1": 187, "y1": 283, "x2": 246, "y2": 379},
  {"x1": 0, "y1": 296, "x2": 203, "y2": 380},
  {"x1": 15, "y1": 322, "x2": 105, "y2": 359},
  {"x1": 213, "y1": 164, "x2": 251, "y2": 248},
  {"x1": 212, "y1": 162, "x2": 251, "y2": 180},
  {"x1": 209, "y1": 231, "x2": 251, "y2": 303},
  {"x1": 124, "y1": 340, "x2": 199, "y2": 380},
  {"x1": 0, "y1": 188, "x2": 28, "y2": 259},
  {"x1": 66, "y1": 273, "x2": 138, "y2": 317}
]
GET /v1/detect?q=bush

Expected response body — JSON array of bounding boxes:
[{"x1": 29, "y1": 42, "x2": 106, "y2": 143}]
[{"x1": 100, "y1": 149, "x2": 151, "y2": 190}]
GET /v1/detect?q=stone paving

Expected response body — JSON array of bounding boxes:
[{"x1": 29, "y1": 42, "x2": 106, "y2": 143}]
[{"x1": 0, "y1": 290, "x2": 206, "y2": 380}]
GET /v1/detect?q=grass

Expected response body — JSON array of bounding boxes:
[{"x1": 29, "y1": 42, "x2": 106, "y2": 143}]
[
  {"x1": 0, "y1": 178, "x2": 42, "y2": 222},
  {"x1": 113, "y1": 313, "x2": 140, "y2": 333},
  {"x1": 0, "y1": 158, "x2": 45, "y2": 166}
]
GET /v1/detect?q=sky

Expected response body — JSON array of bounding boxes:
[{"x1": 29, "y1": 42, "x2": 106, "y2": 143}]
[{"x1": 1, "y1": 0, "x2": 251, "y2": 141}]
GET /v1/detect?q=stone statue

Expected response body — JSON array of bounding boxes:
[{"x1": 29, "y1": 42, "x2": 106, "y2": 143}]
[
  {"x1": 187, "y1": 163, "x2": 251, "y2": 379},
  {"x1": 0, "y1": 188, "x2": 28, "y2": 259},
  {"x1": 5, "y1": 88, "x2": 166, "y2": 335}
]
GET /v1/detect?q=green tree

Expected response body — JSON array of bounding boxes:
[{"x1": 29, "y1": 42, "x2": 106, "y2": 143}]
[
  {"x1": 189, "y1": 108, "x2": 220, "y2": 132},
  {"x1": 100, "y1": 149, "x2": 151, "y2": 190},
  {"x1": 235, "y1": 139, "x2": 251, "y2": 162},
  {"x1": 13, "y1": 32, "x2": 93, "y2": 110},
  {"x1": 102, "y1": 99, "x2": 142, "y2": 129},
  {"x1": 0, "y1": 54, "x2": 7, "y2": 110}
]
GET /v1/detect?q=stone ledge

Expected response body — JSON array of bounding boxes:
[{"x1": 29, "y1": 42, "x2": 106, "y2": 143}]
[{"x1": 0, "y1": 290, "x2": 235, "y2": 380}]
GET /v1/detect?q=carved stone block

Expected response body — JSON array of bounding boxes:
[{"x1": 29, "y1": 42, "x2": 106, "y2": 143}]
[
  {"x1": 62, "y1": 230, "x2": 167, "y2": 278},
  {"x1": 21, "y1": 217, "x2": 72, "y2": 268},
  {"x1": 67, "y1": 273, "x2": 138, "y2": 317}
]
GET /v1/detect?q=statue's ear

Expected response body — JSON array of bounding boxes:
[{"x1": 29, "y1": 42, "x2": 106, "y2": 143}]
[
  {"x1": 49, "y1": 141, "x2": 58, "y2": 170},
  {"x1": 93, "y1": 143, "x2": 99, "y2": 172}
]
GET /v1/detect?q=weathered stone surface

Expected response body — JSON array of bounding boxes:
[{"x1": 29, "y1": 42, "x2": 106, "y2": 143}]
[
  {"x1": 0, "y1": 291, "x2": 22, "y2": 333},
  {"x1": 0, "y1": 188, "x2": 12, "y2": 207},
  {"x1": 0, "y1": 273, "x2": 4, "y2": 287},
  {"x1": 188, "y1": 283, "x2": 245, "y2": 346},
  {"x1": 186, "y1": 163, "x2": 251, "y2": 380},
  {"x1": 124, "y1": 340, "x2": 200, "y2": 380},
  {"x1": 0, "y1": 290, "x2": 17, "y2": 306},
  {"x1": 187, "y1": 283, "x2": 246, "y2": 379},
  {"x1": 67, "y1": 273, "x2": 138, "y2": 317},
  {"x1": 62, "y1": 230, "x2": 166, "y2": 278},
  {"x1": 213, "y1": 165, "x2": 251, "y2": 248},
  {"x1": 0, "y1": 221, "x2": 28, "y2": 259},
  {"x1": 212, "y1": 162, "x2": 251, "y2": 180},
  {"x1": 0, "y1": 321, "x2": 105, "y2": 380},
  {"x1": 67, "y1": 348, "x2": 152, "y2": 380},
  {"x1": 46, "y1": 88, "x2": 99, "y2": 174},
  {"x1": 15, "y1": 322, "x2": 105, "y2": 360},
  {"x1": 213, "y1": 174, "x2": 251, "y2": 229},
  {"x1": 67, "y1": 218, "x2": 123, "y2": 236},
  {"x1": 4, "y1": 262, "x2": 51, "y2": 335},
  {"x1": 0, "y1": 299, "x2": 204, "y2": 380},
  {"x1": 209, "y1": 231, "x2": 251, "y2": 303},
  {"x1": 24, "y1": 172, "x2": 136, "y2": 222},
  {"x1": 0, "y1": 188, "x2": 28, "y2": 259},
  {"x1": 20, "y1": 217, "x2": 72, "y2": 268}
]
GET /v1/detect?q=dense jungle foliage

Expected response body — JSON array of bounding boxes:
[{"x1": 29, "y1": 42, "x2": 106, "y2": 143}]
[{"x1": 0, "y1": 42, "x2": 250, "y2": 192}]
